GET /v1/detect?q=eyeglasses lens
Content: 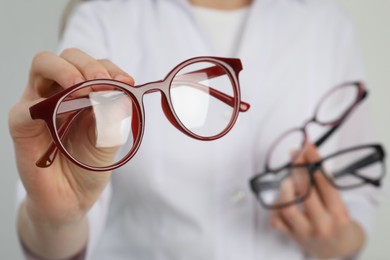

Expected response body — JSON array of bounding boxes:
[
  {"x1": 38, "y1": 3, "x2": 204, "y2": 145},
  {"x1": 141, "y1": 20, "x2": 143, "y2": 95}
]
[
  {"x1": 267, "y1": 84, "x2": 360, "y2": 170},
  {"x1": 55, "y1": 84, "x2": 139, "y2": 168},
  {"x1": 256, "y1": 166, "x2": 311, "y2": 208},
  {"x1": 316, "y1": 83, "x2": 359, "y2": 124},
  {"x1": 171, "y1": 61, "x2": 236, "y2": 137}
]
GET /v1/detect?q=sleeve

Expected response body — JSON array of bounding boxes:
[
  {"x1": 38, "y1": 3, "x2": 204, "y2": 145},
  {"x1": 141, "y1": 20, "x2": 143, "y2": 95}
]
[
  {"x1": 331, "y1": 4, "x2": 385, "y2": 256},
  {"x1": 16, "y1": 3, "x2": 113, "y2": 259},
  {"x1": 16, "y1": 179, "x2": 112, "y2": 260}
]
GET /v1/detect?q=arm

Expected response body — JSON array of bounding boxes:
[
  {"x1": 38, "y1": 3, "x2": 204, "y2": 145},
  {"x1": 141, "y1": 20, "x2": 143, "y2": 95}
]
[
  {"x1": 10, "y1": 48, "x2": 133, "y2": 259},
  {"x1": 18, "y1": 201, "x2": 88, "y2": 259},
  {"x1": 269, "y1": 5, "x2": 383, "y2": 258}
]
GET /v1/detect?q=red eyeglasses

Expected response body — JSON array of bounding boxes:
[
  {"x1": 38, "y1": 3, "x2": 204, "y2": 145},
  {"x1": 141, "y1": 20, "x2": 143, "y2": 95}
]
[
  {"x1": 264, "y1": 81, "x2": 367, "y2": 171},
  {"x1": 30, "y1": 56, "x2": 251, "y2": 171}
]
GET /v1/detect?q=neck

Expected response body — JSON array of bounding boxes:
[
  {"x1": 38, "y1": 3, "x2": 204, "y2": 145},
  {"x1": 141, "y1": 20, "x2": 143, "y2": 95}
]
[{"x1": 189, "y1": 0, "x2": 252, "y2": 10}]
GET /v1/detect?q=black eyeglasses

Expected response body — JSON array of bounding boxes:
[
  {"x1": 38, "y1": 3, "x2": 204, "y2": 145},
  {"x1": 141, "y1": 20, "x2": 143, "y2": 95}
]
[
  {"x1": 250, "y1": 144, "x2": 386, "y2": 209},
  {"x1": 264, "y1": 82, "x2": 367, "y2": 171}
]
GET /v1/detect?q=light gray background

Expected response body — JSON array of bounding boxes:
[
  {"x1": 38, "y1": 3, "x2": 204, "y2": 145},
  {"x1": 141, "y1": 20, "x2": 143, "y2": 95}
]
[{"x1": 0, "y1": 0, "x2": 389, "y2": 259}]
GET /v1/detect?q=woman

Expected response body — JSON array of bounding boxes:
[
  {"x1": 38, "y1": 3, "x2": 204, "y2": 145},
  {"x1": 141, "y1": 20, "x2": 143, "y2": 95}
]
[{"x1": 10, "y1": 0, "x2": 382, "y2": 259}]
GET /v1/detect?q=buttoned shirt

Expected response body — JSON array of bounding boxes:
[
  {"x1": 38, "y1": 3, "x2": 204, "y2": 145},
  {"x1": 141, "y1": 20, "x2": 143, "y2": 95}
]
[{"x1": 18, "y1": 0, "x2": 383, "y2": 259}]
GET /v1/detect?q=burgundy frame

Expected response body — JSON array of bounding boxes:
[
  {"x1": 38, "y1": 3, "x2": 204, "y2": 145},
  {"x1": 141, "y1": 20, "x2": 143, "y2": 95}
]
[
  {"x1": 264, "y1": 81, "x2": 367, "y2": 172},
  {"x1": 30, "y1": 56, "x2": 250, "y2": 171}
]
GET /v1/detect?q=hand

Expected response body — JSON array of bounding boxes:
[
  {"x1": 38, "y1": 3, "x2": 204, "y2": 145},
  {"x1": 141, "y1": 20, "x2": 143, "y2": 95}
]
[
  {"x1": 8, "y1": 48, "x2": 134, "y2": 258},
  {"x1": 269, "y1": 144, "x2": 366, "y2": 259}
]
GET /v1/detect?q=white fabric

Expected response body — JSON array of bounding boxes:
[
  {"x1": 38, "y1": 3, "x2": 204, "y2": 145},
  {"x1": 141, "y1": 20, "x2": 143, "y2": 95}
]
[
  {"x1": 17, "y1": 0, "x2": 384, "y2": 259},
  {"x1": 191, "y1": 6, "x2": 250, "y2": 56}
]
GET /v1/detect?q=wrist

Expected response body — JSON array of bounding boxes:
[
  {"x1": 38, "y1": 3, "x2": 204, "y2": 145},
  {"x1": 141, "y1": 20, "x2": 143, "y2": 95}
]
[
  {"x1": 18, "y1": 199, "x2": 89, "y2": 259},
  {"x1": 23, "y1": 196, "x2": 86, "y2": 229},
  {"x1": 304, "y1": 220, "x2": 366, "y2": 259},
  {"x1": 339, "y1": 220, "x2": 366, "y2": 257}
]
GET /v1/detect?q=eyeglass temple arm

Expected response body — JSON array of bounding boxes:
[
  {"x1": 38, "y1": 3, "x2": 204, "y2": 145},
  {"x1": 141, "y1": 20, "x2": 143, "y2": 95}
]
[
  {"x1": 252, "y1": 147, "x2": 384, "y2": 192},
  {"x1": 332, "y1": 151, "x2": 384, "y2": 187},
  {"x1": 180, "y1": 64, "x2": 236, "y2": 82},
  {"x1": 172, "y1": 80, "x2": 249, "y2": 112},
  {"x1": 314, "y1": 91, "x2": 368, "y2": 147},
  {"x1": 36, "y1": 99, "x2": 139, "y2": 168},
  {"x1": 314, "y1": 124, "x2": 340, "y2": 147},
  {"x1": 35, "y1": 110, "x2": 82, "y2": 167},
  {"x1": 174, "y1": 65, "x2": 250, "y2": 112},
  {"x1": 33, "y1": 95, "x2": 104, "y2": 167}
]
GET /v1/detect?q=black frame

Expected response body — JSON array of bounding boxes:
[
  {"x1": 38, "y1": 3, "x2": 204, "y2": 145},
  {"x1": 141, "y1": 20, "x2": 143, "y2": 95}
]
[{"x1": 250, "y1": 144, "x2": 386, "y2": 209}]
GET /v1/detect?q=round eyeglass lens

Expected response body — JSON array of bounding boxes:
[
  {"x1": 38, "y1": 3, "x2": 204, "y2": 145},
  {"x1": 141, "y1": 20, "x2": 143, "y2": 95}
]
[
  {"x1": 170, "y1": 61, "x2": 236, "y2": 137},
  {"x1": 316, "y1": 84, "x2": 359, "y2": 125},
  {"x1": 267, "y1": 129, "x2": 305, "y2": 170},
  {"x1": 55, "y1": 84, "x2": 140, "y2": 168}
]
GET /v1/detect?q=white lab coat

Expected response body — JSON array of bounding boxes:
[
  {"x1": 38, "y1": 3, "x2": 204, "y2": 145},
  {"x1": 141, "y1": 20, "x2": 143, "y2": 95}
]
[{"x1": 18, "y1": 0, "x2": 383, "y2": 259}]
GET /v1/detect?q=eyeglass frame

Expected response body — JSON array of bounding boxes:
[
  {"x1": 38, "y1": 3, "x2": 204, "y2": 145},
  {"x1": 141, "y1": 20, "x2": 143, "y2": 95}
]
[
  {"x1": 264, "y1": 81, "x2": 367, "y2": 172},
  {"x1": 29, "y1": 56, "x2": 251, "y2": 172},
  {"x1": 250, "y1": 143, "x2": 386, "y2": 209}
]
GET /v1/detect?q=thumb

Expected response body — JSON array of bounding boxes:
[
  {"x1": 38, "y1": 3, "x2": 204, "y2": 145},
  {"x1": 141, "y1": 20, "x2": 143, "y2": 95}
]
[
  {"x1": 9, "y1": 98, "x2": 47, "y2": 140},
  {"x1": 302, "y1": 143, "x2": 321, "y2": 163}
]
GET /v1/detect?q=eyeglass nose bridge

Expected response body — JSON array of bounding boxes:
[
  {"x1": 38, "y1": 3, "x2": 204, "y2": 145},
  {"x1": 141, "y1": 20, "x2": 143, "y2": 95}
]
[
  {"x1": 300, "y1": 118, "x2": 317, "y2": 142},
  {"x1": 137, "y1": 80, "x2": 167, "y2": 95},
  {"x1": 301, "y1": 117, "x2": 337, "y2": 148},
  {"x1": 135, "y1": 80, "x2": 187, "y2": 137},
  {"x1": 302, "y1": 118, "x2": 314, "y2": 129}
]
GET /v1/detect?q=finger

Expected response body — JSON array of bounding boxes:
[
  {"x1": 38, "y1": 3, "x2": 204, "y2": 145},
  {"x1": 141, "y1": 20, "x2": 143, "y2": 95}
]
[
  {"x1": 305, "y1": 144, "x2": 349, "y2": 221},
  {"x1": 300, "y1": 143, "x2": 333, "y2": 201},
  {"x1": 279, "y1": 203, "x2": 312, "y2": 241},
  {"x1": 98, "y1": 59, "x2": 135, "y2": 85},
  {"x1": 288, "y1": 150, "x2": 311, "y2": 201},
  {"x1": 28, "y1": 51, "x2": 85, "y2": 99},
  {"x1": 313, "y1": 171, "x2": 350, "y2": 224},
  {"x1": 291, "y1": 149, "x2": 304, "y2": 165},
  {"x1": 9, "y1": 98, "x2": 47, "y2": 140},
  {"x1": 291, "y1": 145, "x2": 313, "y2": 165},
  {"x1": 276, "y1": 178, "x2": 312, "y2": 241},
  {"x1": 60, "y1": 48, "x2": 111, "y2": 80},
  {"x1": 302, "y1": 185, "x2": 335, "y2": 238},
  {"x1": 270, "y1": 211, "x2": 291, "y2": 235},
  {"x1": 296, "y1": 144, "x2": 336, "y2": 235},
  {"x1": 290, "y1": 145, "x2": 336, "y2": 238}
]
